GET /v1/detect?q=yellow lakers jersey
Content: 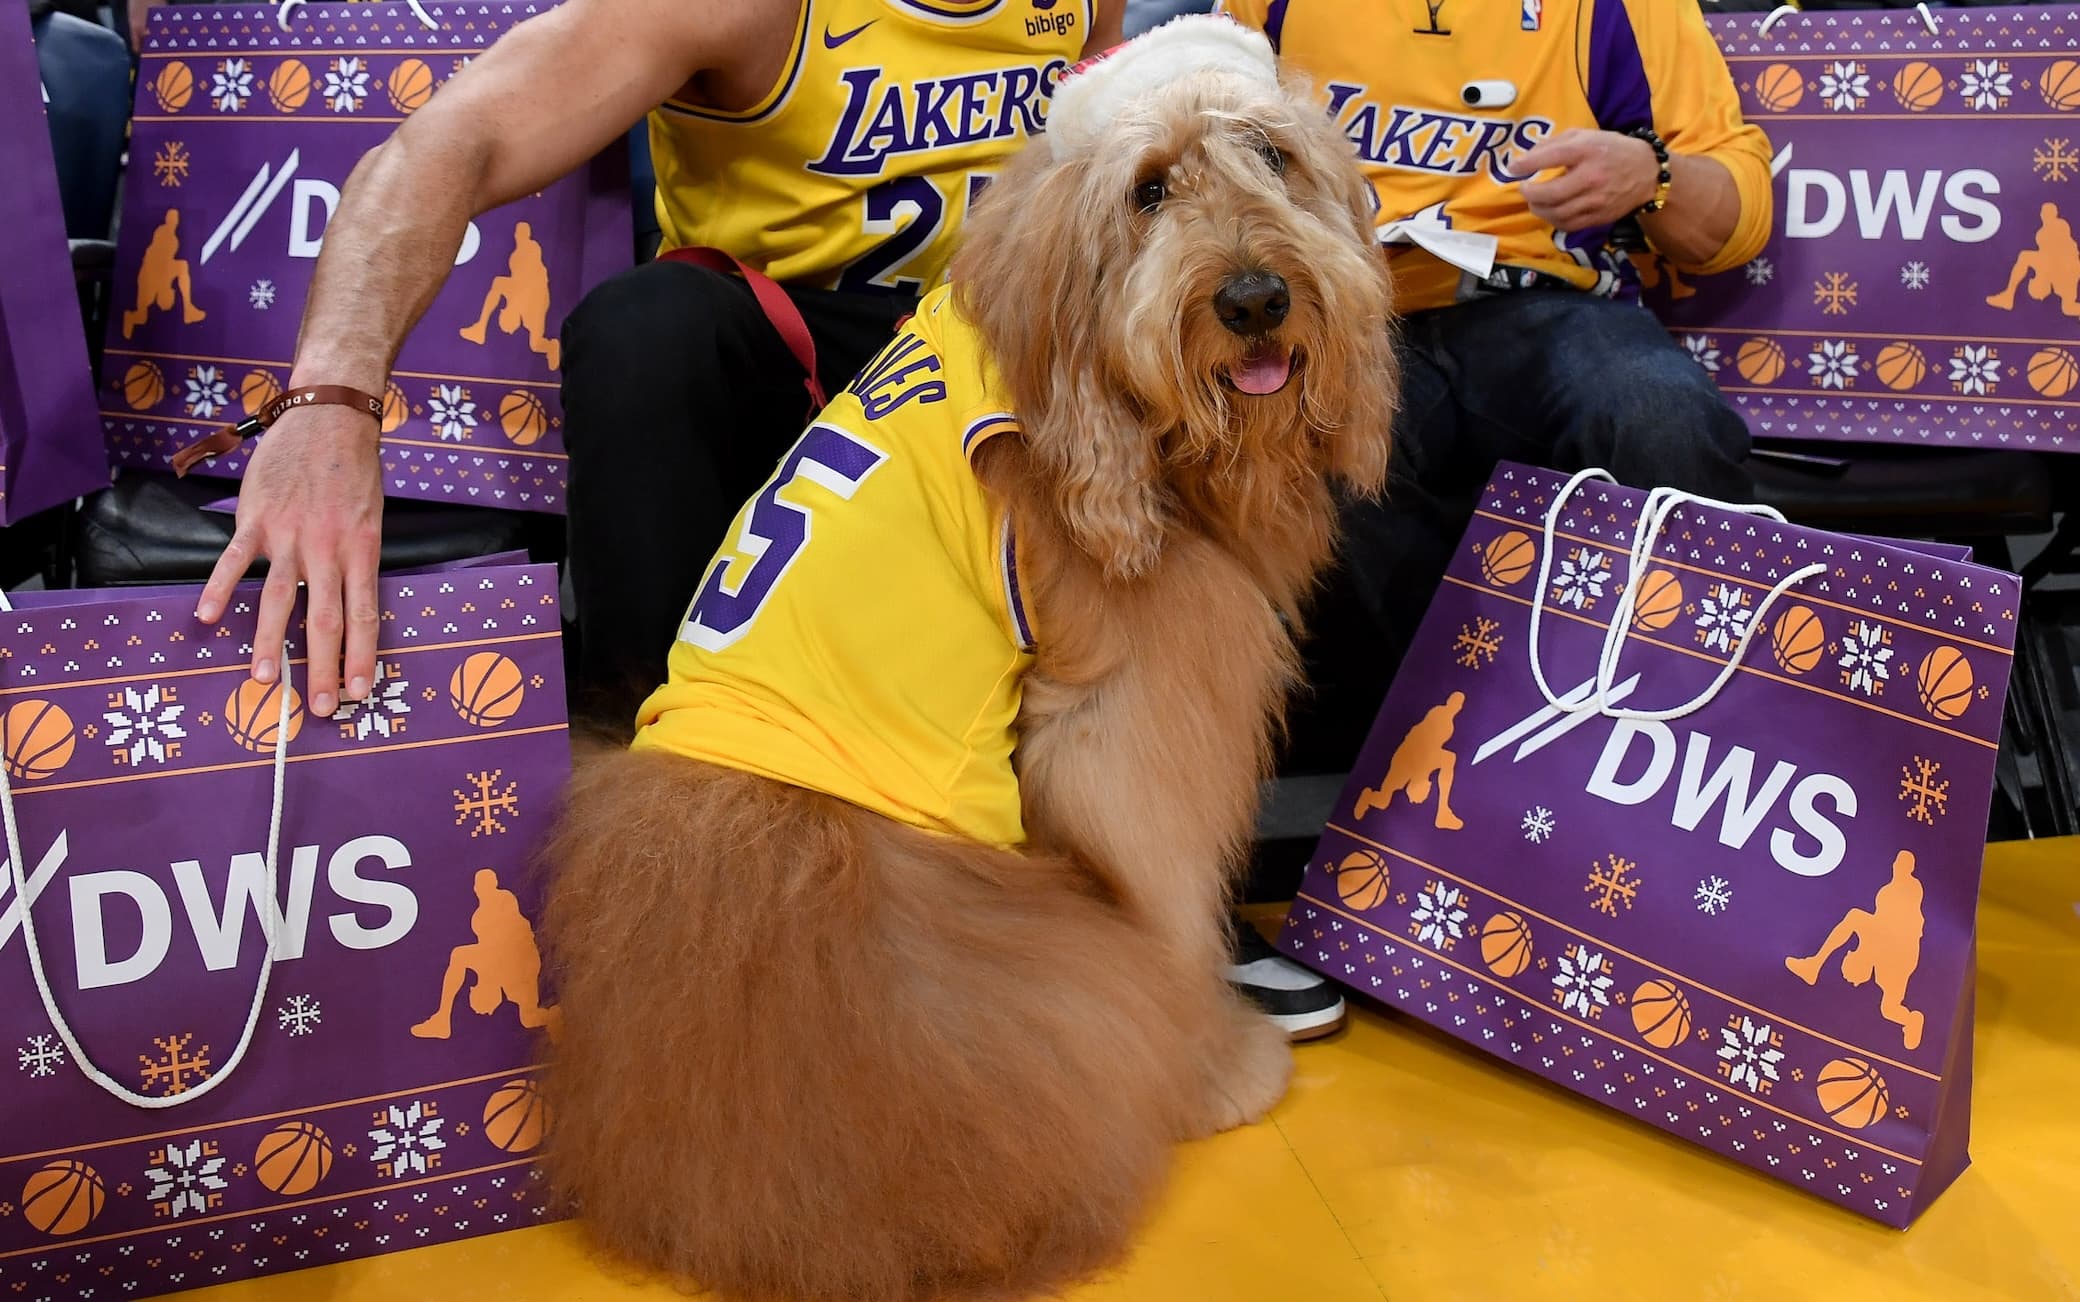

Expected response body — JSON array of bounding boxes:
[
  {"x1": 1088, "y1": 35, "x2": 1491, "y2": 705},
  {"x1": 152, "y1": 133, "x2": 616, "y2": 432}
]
[
  {"x1": 633, "y1": 284, "x2": 1035, "y2": 846},
  {"x1": 1221, "y1": 0, "x2": 1771, "y2": 314},
  {"x1": 650, "y1": 0, "x2": 1090, "y2": 290}
]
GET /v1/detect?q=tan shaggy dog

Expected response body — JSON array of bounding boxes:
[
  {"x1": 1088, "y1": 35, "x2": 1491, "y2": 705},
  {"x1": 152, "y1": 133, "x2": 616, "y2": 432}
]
[{"x1": 542, "y1": 20, "x2": 1397, "y2": 1302}]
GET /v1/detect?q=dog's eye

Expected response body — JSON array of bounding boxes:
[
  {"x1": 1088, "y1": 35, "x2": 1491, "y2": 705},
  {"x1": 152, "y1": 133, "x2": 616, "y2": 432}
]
[
  {"x1": 1133, "y1": 178, "x2": 1167, "y2": 213},
  {"x1": 1257, "y1": 140, "x2": 1287, "y2": 177}
]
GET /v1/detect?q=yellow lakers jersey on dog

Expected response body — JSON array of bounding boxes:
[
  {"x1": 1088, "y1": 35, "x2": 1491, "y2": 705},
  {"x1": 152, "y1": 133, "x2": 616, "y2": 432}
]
[
  {"x1": 633, "y1": 285, "x2": 1035, "y2": 846},
  {"x1": 650, "y1": 0, "x2": 1089, "y2": 289}
]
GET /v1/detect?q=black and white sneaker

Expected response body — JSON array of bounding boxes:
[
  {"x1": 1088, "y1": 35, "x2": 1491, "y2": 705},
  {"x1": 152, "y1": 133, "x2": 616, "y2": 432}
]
[{"x1": 1226, "y1": 917, "x2": 1346, "y2": 1042}]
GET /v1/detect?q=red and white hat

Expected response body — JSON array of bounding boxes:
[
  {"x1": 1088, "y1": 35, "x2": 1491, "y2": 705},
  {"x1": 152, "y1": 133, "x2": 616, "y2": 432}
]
[{"x1": 1046, "y1": 14, "x2": 1279, "y2": 153}]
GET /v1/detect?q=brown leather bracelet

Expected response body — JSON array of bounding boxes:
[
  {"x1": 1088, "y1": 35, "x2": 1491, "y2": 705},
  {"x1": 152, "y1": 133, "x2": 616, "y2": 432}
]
[{"x1": 171, "y1": 383, "x2": 385, "y2": 477}]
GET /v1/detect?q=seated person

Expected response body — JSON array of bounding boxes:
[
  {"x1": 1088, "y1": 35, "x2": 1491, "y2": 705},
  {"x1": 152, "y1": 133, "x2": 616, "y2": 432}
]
[{"x1": 1222, "y1": 0, "x2": 1772, "y2": 760}]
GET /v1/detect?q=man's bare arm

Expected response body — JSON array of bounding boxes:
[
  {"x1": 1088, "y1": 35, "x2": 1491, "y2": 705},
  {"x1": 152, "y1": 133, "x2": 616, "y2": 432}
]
[{"x1": 197, "y1": 0, "x2": 787, "y2": 719}]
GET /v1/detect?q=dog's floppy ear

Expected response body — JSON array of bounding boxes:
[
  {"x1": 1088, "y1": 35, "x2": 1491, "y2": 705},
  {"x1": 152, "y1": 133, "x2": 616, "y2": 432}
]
[
  {"x1": 1281, "y1": 72, "x2": 1398, "y2": 501},
  {"x1": 955, "y1": 141, "x2": 1171, "y2": 578}
]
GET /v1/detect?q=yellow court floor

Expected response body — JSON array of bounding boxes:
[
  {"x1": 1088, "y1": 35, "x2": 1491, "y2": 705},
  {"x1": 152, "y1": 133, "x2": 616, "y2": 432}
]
[{"x1": 174, "y1": 838, "x2": 2079, "y2": 1302}]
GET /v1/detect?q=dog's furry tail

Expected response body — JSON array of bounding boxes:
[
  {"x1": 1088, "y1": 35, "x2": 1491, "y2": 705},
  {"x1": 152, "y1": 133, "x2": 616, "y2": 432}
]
[{"x1": 543, "y1": 749, "x2": 1206, "y2": 1302}]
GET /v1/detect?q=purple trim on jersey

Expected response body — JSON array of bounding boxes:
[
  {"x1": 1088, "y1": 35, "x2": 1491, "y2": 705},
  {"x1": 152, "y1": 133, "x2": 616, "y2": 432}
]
[
  {"x1": 1262, "y1": 0, "x2": 1289, "y2": 51},
  {"x1": 962, "y1": 413, "x2": 1019, "y2": 456},
  {"x1": 891, "y1": 0, "x2": 1007, "y2": 21},
  {"x1": 1001, "y1": 517, "x2": 1036, "y2": 650},
  {"x1": 1584, "y1": 0, "x2": 1652, "y2": 131},
  {"x1": 657, "y1": 0, "x2": 812, "y2": 123}
]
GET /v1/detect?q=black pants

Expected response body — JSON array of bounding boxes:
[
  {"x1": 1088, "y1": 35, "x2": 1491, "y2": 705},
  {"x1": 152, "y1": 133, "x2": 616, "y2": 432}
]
[
  {"x1": 561, "y1": 260, "x2": 915, "y2": 703},
  {"x1": 1288, "y1": 291, "x2": 1753, "y2": 770}
]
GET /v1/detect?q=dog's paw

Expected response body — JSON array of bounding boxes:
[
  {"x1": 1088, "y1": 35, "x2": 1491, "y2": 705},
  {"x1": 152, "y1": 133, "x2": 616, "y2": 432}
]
[{"x1": 1191, "y1": 1009, "x2": 1292, "y2": 1136}]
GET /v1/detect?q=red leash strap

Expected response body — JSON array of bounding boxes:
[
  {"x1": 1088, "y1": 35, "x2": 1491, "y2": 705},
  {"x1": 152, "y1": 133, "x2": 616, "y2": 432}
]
[{"x1": 658, "y1": 247, "x2": 828, "y2": 415}]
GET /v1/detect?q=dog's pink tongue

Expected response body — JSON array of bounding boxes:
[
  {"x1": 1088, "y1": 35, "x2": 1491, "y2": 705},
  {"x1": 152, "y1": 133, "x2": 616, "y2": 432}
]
[{"x1": 1228, "y1": 346, "x2": 1292, "y2": 396}]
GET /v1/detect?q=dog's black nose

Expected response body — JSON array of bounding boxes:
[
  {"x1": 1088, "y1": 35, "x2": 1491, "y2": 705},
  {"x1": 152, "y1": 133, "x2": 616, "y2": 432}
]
[{"x1": 1214, "y1": 272, "x2": 1290, "y2": 336}]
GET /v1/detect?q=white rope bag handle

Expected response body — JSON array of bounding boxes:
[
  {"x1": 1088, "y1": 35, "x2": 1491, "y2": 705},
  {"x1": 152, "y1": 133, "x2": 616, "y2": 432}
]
[
  {"x1": 276, "y1": 0, "x2": 438, "y2": 33},
  {"x1": 0, "y1": 586, "x2": 290, "y2": 1109},
  {"x1": 1526, "y1": 468, "x2": 1827, "y2": 723}
]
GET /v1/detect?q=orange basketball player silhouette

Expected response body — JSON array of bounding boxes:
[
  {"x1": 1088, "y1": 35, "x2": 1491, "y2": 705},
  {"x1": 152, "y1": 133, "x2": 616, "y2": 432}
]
[
  {"x1": 411, "y1": 868, "x2": 561, "y2": 1041},
  {"x1": 1353, "y1": 691, "x2": 1465, "y2": 830},
  {"x1": 1785, "y1": 849, "x2": 1926, "y2": 1050},
  {"x1": 1987, "y1": 202, "x2": 2080, "y2": 317},
  {"x1": 120, "y1": 210, "x2": 207, "y2": 340},
  {"x1": 460, "y1": 221, "x2": 560, "y2": 369}
]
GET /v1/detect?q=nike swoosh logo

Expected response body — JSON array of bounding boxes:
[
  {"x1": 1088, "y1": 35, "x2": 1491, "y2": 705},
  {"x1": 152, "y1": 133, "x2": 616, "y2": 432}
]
[{"x1": 823, "y1": 18, "x2": 876, "y2": 47}]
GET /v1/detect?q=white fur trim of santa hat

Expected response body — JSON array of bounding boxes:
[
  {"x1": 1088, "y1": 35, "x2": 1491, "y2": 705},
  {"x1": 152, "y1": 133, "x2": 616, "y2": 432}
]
[{"x1": 1045, "y1": 14, "x2": 1279, "y2": 153}]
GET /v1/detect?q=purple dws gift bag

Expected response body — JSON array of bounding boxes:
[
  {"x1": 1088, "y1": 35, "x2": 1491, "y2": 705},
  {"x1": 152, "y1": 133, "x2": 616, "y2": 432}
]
[
  {"x1": 1641, "y1": 6, "x2": 2080, "y2": 454},
  {"x1": 0, "y1": 0, "x2": 110, "y2": 525},
  {"x1": 1281, "y1": 462, "x2": 2018, "y2": 1226},
  {"x1": 0, "y1": 561, "x2": 569, "y2": 1300},
  {"x1": 101, "y1": 2, "x2": 630, "y2": 511}
]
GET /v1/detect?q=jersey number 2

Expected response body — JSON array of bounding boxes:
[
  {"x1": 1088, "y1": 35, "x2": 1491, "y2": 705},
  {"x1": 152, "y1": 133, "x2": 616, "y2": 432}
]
[
  {"x1": 680, "y1": 424, "x2": 888, "y2": 652},
  {"x1": 837, "y1": 174, "x2": 994, "y2": 294}
]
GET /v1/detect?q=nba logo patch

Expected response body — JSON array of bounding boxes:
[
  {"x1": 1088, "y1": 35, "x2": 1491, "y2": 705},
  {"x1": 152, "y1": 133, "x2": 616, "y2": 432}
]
[{"x1": 1521, "y1": 0, "x2": 1541, "y2": 29}]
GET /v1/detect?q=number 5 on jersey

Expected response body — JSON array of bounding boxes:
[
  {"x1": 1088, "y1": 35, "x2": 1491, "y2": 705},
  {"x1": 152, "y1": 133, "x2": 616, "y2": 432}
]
[{"x1": 681, "y1": 424, "x2": 888, "y2": 652}]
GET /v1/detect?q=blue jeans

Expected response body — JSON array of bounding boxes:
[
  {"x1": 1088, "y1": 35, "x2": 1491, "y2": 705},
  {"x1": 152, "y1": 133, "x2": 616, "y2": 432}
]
[{"x1": 1291, "y1": 291, "x2": 1752, "y2": 769}]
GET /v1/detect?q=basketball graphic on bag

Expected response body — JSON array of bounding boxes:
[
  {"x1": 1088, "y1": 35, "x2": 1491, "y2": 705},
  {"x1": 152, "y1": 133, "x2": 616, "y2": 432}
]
[
  {"x1": 380, "y1": 381, "x2": 411, "y2": 433},
  {"x1": 224, "y1": 679, "x2": 305, "y2": 751},
  {"x1": 1332, "y1": 849, "x2": 1391, "y2": 911},
  {"x1": 1630, "y1": 569, "x2": 1683, "y2": 630},
  {"x1": 450, "y1": 652, "x2": 526, "y2": 727},
  {"x1": 21, "y1": 1161, "x2": 104, "y2": 1236},
  {"x1": 152, "y1": 61, "x2": 194, "y2": 112},
  {"x1": 2042, "y1": 58, "x2": 2080, "y2": 110},
  {"x1": 122, "y1": 359, "x2": 166, "y2": 411},
  {"x1": 1479, "y1": 531, "x2": 1536, "y2": 587},
  {"x1": 1816, "y1": 1057, "x2": 1889, "y2": 1129},
  {"x1": 386, "y1": 58, "x2": 436, "y2": 113},
  {"x1": 1770, "y1": 605, "x2": 1825, "y2": 675},
  {"x1": 1479, "y1": 911, "x2": 1533, "y2": 978},
  {"x1": 1891, "y1": 61, "x2": 1943, "y2": 111},
  {"x1": 1915, "y1": 646, "x2": 1974, "y2": 720},
  {"x1": 1874, "y1": 342, "x2": 1927, "y2": 392},
  {"x1": 255, "y1": 1121, "x2": 333, "y2": 1196},
  {"x1": 268, "y1": 58, "x2": 313, "y2": 112},
  {"x1": 498, "y1": 391, "x2": 548, "y2": 446},
  {"x1": 1736, "y1": 338, "x2": 1786, "y2": 386},
  {"x1": 2, "y1": 699, "x2": 76, "y2": 781},
  {"x1": 1629, "y1": 979, "x2": 1692, "y2": 1049},
  {"x1": 1754, "y1": 63, "x2": 1804, "y2": 112},
  {"x1": 483, "y1": 1079, "x2": 549, "y2": 1152},
  {"x1": 2027, "y1": 347, "x2": 2079, "y2": 399},
  {"x1": 240, "y1": 368, "x2": 283, "y2": 417}
]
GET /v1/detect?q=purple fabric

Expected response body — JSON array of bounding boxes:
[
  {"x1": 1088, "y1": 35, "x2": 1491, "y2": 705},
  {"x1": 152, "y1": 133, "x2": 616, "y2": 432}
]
[
  {"x1": 0, "y1": 564, "x2": 570, "y2": 1297},
  {"x1": 1281, "y1": 462, "x2": 2016, "y2": 1227},
  {"x1": 0, "y1": 1, "x2": 112, "y2": 525},
  {"x1": 100, "y1": 3, "x2": 631, "y2": 512},
  {"x1": 1585, "y1": 0, "x2": 1652, "y2": 130},
  {"x1": 1644, "y1": 6, "x2": 2080, "y2": 454}
]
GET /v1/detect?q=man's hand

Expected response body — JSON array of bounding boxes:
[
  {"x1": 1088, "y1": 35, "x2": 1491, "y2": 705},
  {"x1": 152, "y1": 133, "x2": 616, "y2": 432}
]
[
  {"x1": 1514, "y1": 128, "x2": 1660, "y2": 233},
  {"x1": 197, "y1": 408, "x2": 384, "y2": 719}
]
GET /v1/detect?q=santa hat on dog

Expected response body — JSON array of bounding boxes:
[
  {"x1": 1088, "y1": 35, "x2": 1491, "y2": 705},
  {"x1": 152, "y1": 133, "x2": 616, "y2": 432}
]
[{"x1": 1045, "y1": 14, "x2": 1280, "y2": 153}]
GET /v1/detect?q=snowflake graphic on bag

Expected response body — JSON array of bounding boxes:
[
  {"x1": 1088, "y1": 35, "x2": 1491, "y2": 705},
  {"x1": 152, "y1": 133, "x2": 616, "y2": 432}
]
[
  {"x1": 209, "y1": 58, "x2": 254, "y2": 112},
  {"x1": 1682, "y1": 335, "x2": 1722, "y2": 373},
  {"x1": 428, "y1": 384, "x2": 479, "y2": 441},
  {"x1": 1715, "y1": 1016, "x2": 1786, "y2": 1094},
  {"x1": 1837, "y1": 619, "x2": 1894, "y2": 697},
  {"x1": 324, "y1": 57, "x2": 370, "y2": 113},
  {"x1": 1408, "y1": 881, "x2": 1468, "y2": 952},
  {"x1": 1818, "y1": 60, "x2": 1870, "y2": 111},
  {"x1": 1947, "y1": 345, "x2": 2000, "y2": 397},
  {"x1": 103, "y1": 684, "x2": 187, "y2": 765},
  {"x1": 1548, "y1": 547, "x2": 1610, "y2": 611},
  {"x1": 332, "y1": 660, "x2": 413, "y2": 740},
  {"x1": 1693, "y1": 582, "x2": 1753, "y2": 654},
  {"x1": 369, "y1": 1100, "x2": 446, "y2": 1179},
  {"x1": 1959, "y1": 58, "x2": 2012, "y2": 111},
  {"x1": 1550, "y1": 944, "x2": 1614, "y2": 1019},
  {"x1": 1807, "y1": 339, "x2": 1860, "y2": 391},
  {"x1": 143, "y1": 1139, "x2": 229, "y2": 1220},
  {"x1": 183, "y1": 365, "x2": 231, "y2": 420}
]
